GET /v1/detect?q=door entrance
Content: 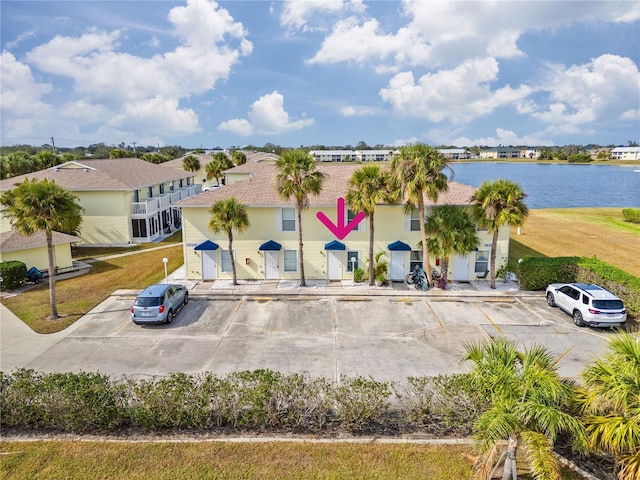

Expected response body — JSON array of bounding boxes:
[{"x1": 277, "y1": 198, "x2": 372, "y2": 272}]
[
  {"x1": 452, "y1": 254, "x2": 471, "y2": 281},
  {"x1": 327, "y1": 251, "x2": 342, "y2": 280},
  {"x1": 265, "y1": 251, "x2": 280, "y2": 279},
  {"x1": 201, "y1": 251, "x2": 217, "y2": 280},
  {"x1": 390, "y1": 251, "x2": 405, "y2": 281}
]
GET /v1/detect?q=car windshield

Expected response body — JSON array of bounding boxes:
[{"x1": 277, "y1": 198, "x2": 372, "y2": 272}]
[
  {"x1": 135, "y1": 297, "x2": 162, "y2": 307},
  {"x1": 592, "y1": 299, "x2": 624, "y2": 310}
]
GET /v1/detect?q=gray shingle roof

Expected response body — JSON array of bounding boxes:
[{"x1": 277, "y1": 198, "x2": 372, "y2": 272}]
[
  {"x1": 0, "y1": 158, "x2": 195, "y2": 192},
  {"x1": 176, "y1": 162, "x2": 476, "y2": 207},
  {"x1": 0, "y1": 230, "x2": 81, "y2": 252}
]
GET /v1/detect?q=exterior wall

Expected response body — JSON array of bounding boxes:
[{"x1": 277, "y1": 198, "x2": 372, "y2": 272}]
[
  {"x1": 225, "y1": 172, "x2": 253, "y2": 185},
  {"x1": 182, "y1": 204, "x2": 511, "y2": 282},
  {"x1": 76, "y1": 190, "x2": 131, "y2": 245},
  {"x1": 0, "y1": 243, "x2": 73, "y2": 272}
]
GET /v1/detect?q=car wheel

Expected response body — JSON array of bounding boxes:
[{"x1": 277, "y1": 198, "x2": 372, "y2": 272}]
[
  {"x1": 546, "y1": 292, "x2": 556, "y2": 307},
  {"x1": 183, "y1": 292, "x2": 189, "y2": 306},
  {"x1": 166, "y1": 310, "x2": 173, "y2": 324},
  {"x1": 405, "y1": 273, "x2": 415, "y2": 284},
  {"x1": 573, "y1": 310, "x2": 585, "y2": 327}
]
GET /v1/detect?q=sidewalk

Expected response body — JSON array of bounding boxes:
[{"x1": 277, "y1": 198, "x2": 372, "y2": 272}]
[{"x1": 164, "y1": 265, "x2": 533, "y2": 299}]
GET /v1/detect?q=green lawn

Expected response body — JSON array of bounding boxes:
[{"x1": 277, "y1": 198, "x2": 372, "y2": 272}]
[{"x1": 0, "y1": 440, "x2": 585, "y2": 480}]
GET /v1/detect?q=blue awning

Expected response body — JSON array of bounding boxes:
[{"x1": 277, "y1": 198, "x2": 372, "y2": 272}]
[
  {"x1": 388, "y1": 240, "x2": 411, "y2": 251},
  {"x1": 194, "y1": 240, "x2": 219, "y2": 251},
  {"x1": 324, "y1": 240, "x2": 346, "y2": 251},
  {"x1": 259, "y1": 240, "x2": 282, "y2": 251}
]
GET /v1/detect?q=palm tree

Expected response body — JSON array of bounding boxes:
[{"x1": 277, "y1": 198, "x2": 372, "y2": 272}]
[
  {"x1": 182, "y1": 154, "x2": 201, "y2": 173},
  {"x1": 463, "y1": 338, "x2": 587, "y2": 480},
  {"x1": 578, "y1": 332, "x2": 640, "y2": 480},
  {"x1": 205, "y1": 158, "x2": 225, "y2": 186},
  {"x1": 275, "y1": 149, "x2": 325, "y2": 287},
  {"x1": 213, "y1": 151, "x2": 233, "y2": 170},
  {"x1": 346, "y1": 164, "x2": 391, "y2": 286},
  {"x1": 389, "y1": 144, "x2": 449, "y2": 286},
  {"x1": 0, "y1": 178, "x2": 83, "y2": 319},
  {"x1": 207, "y1": 197, "x2": 250, "y2": 285},
  {"x1": 472, "y1": 179, "x2": 528, "y2": 289},
  {"x1": 424, "y1": 205, "x2": 479, "y2": 289},
  {"x1": 231, "y1": 149, "x2": 247, "y2": 166}
]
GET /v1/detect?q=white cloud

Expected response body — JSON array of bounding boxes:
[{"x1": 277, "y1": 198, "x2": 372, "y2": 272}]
[
  {"x1": 379, "y1": 58, "x2": 533, "y2": 123},
  {"x1": 449, "y1": 128, "x2": 554, "y2": 148},
  {"x1": 279, "y1": 0, "x2": 365, "y2": 33},
  {"x1": 6, "y1": 0, "x2": 251, "y2": 143},
  {"x1": 307, "y1": 1, "x2": 639, "y2": 70},
  {"x1": 0, "y1": 51, "x2": 53, "y2": 138},
  {"x1": 340, "y1": 105, "x2": 380, "y2": 117},
  {"x1": 218, "y1": 91, "x2": 314, "y2": 136},
  {"x1": 532, "y1": 54, "x2": 640, "y2": 133}
]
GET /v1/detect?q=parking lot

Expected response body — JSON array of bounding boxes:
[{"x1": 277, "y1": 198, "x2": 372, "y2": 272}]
[{"x1": 1, "y1": 290, "x2": 615, "y2": 382}]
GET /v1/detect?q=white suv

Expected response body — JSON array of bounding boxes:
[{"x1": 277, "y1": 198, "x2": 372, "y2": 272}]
[{"x1": 545, "y1": 283, "x2": 627, "y2": 328}]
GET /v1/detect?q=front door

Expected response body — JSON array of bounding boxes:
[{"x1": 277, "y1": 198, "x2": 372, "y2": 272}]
[
  {"x1": 201, "y1": 251, "x2": 217, "y2": 280},
  {"x1": 452, "y1": 254, "x2": 471, "y2": 281},
  {"x1": 327, "y1": 251, "x2": 342, "y2": 280},
  {"x1": 390, "y1": 251, "x2": 405, "y2": 281},
  {"x1": 265, "y1": 251, "x2": 280, "y2": 279}
]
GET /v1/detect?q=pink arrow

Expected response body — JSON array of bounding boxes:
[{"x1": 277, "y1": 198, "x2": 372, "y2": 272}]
[{"x1": 316, "y1": 197, "x2": 366, "y2": 240}]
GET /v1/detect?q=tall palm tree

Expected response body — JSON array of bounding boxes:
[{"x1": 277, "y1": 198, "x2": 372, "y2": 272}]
[
  {"x1": 182, "y1": 154, "x2": 201, "y2": 173},
  {"x1": 389, "y1": 144, "x2": 449, "y2": 286},
  {"x1": 463, "y1": 338, "x2": 587, "y2": 480},
  {"x1": 231, "y1": 149, "x2": 247, "y2": 166},
  {"x1": 275, "y1": 149, "x2": 325, "y2": 287},
  {"x1": 424, "y1": 205, "x2": 479, "y2": 289},
  {"x1": 346, "y1": 164, "x2": 391, "y2": 286},
  {"x1": 205, "y1": 158, "x2": 225, "y2": 186},
  {"x1": 213, "y1": 151, "x2": 233, "y2": 170},
  {"x1": 207, "y1": 197, "x2": 250, "y2": 285},
  {"x1": 578, "y1": 332, "x2": 640, "y2": 480},
  {"x1": 472, "y1": 179, "x2": 528, "y2": 289},
  {"x1": 0, "y1": 178, "x2": 83, "y2": 319}
]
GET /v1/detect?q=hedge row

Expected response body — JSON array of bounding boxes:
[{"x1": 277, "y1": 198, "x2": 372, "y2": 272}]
[
  {"x1": 518, "y1": 256, "x2": 640, "y2": 317},
  {"x1": 622, "y1": 208, "x2": 640, "y2": 224},
  {"x1": 0, "y1": 260, "x2": 26, "y2": 290},
  {"x1": 0, "y1": 369, "x2": 486, "y2": 435}
]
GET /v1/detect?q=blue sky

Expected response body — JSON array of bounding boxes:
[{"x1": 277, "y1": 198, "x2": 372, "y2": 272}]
[{"x1": 1, "y1": 0, "x2": 639, "y2": 149}]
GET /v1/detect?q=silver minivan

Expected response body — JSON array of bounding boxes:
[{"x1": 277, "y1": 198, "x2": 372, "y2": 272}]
[{"x1": 131, "y1": 284, "x2": 188, "y2": 325}]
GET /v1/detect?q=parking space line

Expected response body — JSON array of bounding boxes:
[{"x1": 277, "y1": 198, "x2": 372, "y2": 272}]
[
  {"x1": 473, "y1": 302, "x2": 503, "y2": 334},
  {"x1": 424, "y1": 301, "x2": 444, "y2": 329}
]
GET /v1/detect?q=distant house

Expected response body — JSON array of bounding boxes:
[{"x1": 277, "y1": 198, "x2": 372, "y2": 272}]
[
  {"x1": 438, "y1": 148, "x2": 471, "y2": 160},
  {"x1": 176, "y1": 160, "x2": 509, "y2": 283},
  {"x1": 480, "y1": 147, "x2": 521, "y2": 159},
  {"x1": 520, "y1": 148, "x2": 540, "y2": 159},
  {"x1": 354, "y1": 150, "x2": 398, "y2": 161},
  {"x1": 611, "y1": 147, "x2": 640, "y2": 161},
  {"x1": 0, "y1": 230, "x2": 80, "y2": 273},
  {"x1": 0, "y1": 158, "x2": 198, "y2": 245},
  {"x1": 309, "y1": 150, "x2": 357, "y2": 162}
]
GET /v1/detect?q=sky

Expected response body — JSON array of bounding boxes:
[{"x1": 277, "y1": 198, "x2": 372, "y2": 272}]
[{"x1": 1, "y1": 0, "x2": 639, "y2": 150}]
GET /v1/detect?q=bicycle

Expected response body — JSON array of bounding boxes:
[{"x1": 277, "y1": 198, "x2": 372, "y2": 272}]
[{"x1": 405, "y1": 265, "x2": 429, "y2": 291}]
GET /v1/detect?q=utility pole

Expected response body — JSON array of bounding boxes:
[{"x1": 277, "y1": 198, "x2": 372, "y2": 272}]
[{"x1": 50, "y1": 136, "x2": 56, "y2": 153}]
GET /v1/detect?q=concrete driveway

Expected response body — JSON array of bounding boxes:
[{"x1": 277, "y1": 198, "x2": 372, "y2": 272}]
[{"x1": 1, "y1": 287, "x2": 615, "y2": 382}]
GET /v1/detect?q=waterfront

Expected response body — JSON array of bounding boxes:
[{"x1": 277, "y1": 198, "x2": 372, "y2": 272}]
[{"x1": 449, "y1": 163, "x2": 640, "y2": 208}]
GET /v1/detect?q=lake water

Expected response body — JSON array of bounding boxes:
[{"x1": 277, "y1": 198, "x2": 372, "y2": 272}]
[{"x1": 448, "y1": 163, "x2": 640, "y2": 209}]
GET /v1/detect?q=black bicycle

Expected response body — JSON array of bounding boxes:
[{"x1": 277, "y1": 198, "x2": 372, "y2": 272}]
[{"x1": 405, "y1": 265, "x2": 429, "y2": 291}]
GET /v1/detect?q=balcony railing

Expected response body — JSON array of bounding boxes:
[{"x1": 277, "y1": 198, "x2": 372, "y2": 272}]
[{"x1": 131, "y1": 186, "x2": 198, "y2": 217}]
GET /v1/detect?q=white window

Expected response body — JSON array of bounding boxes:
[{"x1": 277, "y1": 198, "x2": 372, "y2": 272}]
[
  {"x1": 410, "y1": 250, "x2": 423, "y2": 271},
  {"x1": 281, "y1": 208, "x2": 295, "y2": 232},
  {"x1": 346, "y1": 251, "x2": 360, "y2": 272},
  {"x1": 475, "y1": 251, "x2": 489, "y2": 274},
  {"x1": 347, "y1": 209, "x2": 365, "y2": 232},
  {"x1": 283, "y1": 250, "x2": 297, "y2": 272},
  {"x1": 410, "y1": 209, "x2": 420, "y2": 231},
  {"x1": 221, "y1": 250, "x2": 234, "y2": 273}
]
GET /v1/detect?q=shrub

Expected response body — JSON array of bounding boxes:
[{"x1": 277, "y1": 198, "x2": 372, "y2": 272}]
[
  {"x1": 518, "y1": 256, "x2": 640, "y2": 318},
  {"x1": 0, "y1": 369, "x2": 126, "y2": 432},
  {"x1": 333, "y1": 375, "x2": 393, "y2": 432},
  {"x1": 622, "y1": 208, "x2": 640, "y2": 224},
  {"x1": 0, "y1": 261, "x2": 27, "y2": 290},
  {"x1": 353, "y1": 267, "x2": 365, "y2": 283},
  {"x1": 567, "y1": 153, "x2": 592, "y2": 163},
  {"x1": 396, "y1": 374, "x2": 489, "y2": 436}
]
